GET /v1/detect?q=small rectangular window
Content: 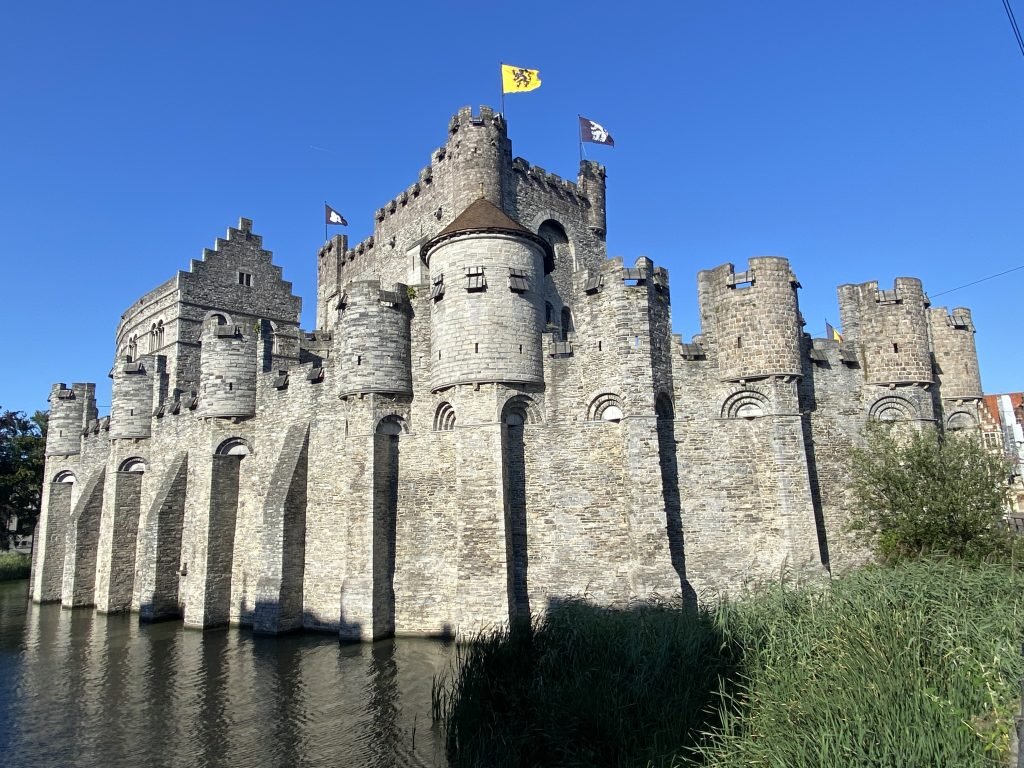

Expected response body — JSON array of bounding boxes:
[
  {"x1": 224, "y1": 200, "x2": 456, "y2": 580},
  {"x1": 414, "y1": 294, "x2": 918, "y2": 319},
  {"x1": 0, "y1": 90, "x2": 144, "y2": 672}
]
[
  {"x1": 508, "y1": 268, "x2": 528, "y2": 293},
  {"x1": 431, "y1": 273, "x2": 445, "y2": 300},
  {"x1": 466, "y1": 266, "x2": 486, "y2": 292},
  {"x1": 238, "y1": 271, "x2": 253, "y2": 287}
]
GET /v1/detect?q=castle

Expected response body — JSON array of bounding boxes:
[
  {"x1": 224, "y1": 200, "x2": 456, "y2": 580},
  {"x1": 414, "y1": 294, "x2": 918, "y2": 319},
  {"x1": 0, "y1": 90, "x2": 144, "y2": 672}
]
[{"x1": 30, "y1": 106, "x2": 986, "y2": 639}]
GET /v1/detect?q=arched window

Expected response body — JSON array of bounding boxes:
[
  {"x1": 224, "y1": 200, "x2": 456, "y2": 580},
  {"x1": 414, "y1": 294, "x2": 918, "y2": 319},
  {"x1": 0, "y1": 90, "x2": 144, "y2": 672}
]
[
  {"x1": 434, "y1": 402, "x2": 456, "y2": 431},
  {"x1": 502, "y1": 395, "x2": 541, "y2": 426},
  {"x1": 128, "y1": 335, "x2": 138, "y2": 361},
  {"x1": 118, "y1": 457, "x2": 146, "y2": 473},
  {"x1": 157, "y1": 320, "x2": 165, "y2": 349},
  {"x1": 946, "y1": 411, "x2": 977, "y2": 431},
  {"x1": 588, "y1": 393, "x2": 624, "y2": 423},
  {"x1": 868, "y1": 395, "x2": 916, "y2": 423},
  {"x1": 545, "y1": 302, "x2": 554, "y2": 328},
  {"x1": 722, "y1": 390, "x2": 769, "y2": 420},
  {"x1": 204, "y1": 312, "x2": 230, "y2": 332},
  {"x1": 53, "y1": 470, "x2": 76, "y2": 485},
  {"x1": 538, "y1": 220, "x2": 573, "y2": 271},
  {"x1": 560, "y1": 306, "x2": 573, "y2": 339},
  {"x1": 215, "y1": 437, "x2": 251, "y2": 456},
  {"x1": 376, "y1": 415, "x2": 405, "y2": 435}
]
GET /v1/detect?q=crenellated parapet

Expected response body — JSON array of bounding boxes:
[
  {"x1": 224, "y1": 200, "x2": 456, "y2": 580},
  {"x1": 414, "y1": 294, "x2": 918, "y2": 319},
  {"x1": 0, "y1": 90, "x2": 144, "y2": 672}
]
[
  {"x1": 838, "y1": 278, "x2": 933, "y2": 386},
  {"x1": 697, "y1": 257, "x2": 804, "y2": 382}
]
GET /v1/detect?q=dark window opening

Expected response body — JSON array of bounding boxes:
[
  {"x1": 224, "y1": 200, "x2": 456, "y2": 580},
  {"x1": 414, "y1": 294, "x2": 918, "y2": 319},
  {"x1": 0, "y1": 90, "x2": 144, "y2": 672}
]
[
  {"x1": 238, "y1": 271, "x2": 253, "y2": 287},
  {"x1": 465, "y1": 266, "x2": 486, "y2": 292},
  {"x1": 508, "y1": 268, "x2": 529, "y2": 293}
]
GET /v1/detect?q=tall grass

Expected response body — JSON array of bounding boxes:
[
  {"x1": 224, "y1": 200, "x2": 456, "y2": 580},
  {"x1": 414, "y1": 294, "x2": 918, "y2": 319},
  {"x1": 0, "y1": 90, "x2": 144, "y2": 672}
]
[
  {"x1": 433, "y1": 561, "x2": 1024, "y2": 767},
  {"x1": 702, "y1": 560, "x2": 1024, "y2": 767},
  {"x1": 0, "y1": 551, "x2": 30, "y2": 581},
  {"x1": 433, "y1": 598, "x2": 740, "y2": 768}
]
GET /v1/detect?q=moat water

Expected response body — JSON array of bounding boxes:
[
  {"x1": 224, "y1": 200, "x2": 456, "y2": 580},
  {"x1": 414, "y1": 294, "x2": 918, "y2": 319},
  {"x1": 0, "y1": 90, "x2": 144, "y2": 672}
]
[{"x1": 0, "y1": 580, "x2": 454, "y2": 767}]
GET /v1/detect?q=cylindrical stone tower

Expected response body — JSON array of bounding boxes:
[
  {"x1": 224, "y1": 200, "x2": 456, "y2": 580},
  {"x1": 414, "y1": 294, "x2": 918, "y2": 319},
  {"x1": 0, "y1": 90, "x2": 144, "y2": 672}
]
[
  {"x1": 422, "y1": 198, "x2": 554, "y2": 392},
  {"x1": 838, "y1": 278, "x2": 933, "y2": 386},
  {"x1": 46, "y1": 383, "x2": 95, "y2": 457},
  {"x1": 199, "y1": 319, "x2": 258, "y2": 418},
  {"x1": 109, "y1": 354, "x2": 155, "y2": 439},
  {"x1": 336, "y1": 280, "x2": 413, "y2": 397},
  {"x1": 446, "y1": 106, "x2": 511, "y2": 215},
  {"x1": 578, "y1": 160, "x2": 607, "y2": 237},
  {"x1": 697, "y1": 256, "x2": 803, "y2": 382},
  {"x1": 928, "y1": 307, "x2": 983, "y2": 399}
]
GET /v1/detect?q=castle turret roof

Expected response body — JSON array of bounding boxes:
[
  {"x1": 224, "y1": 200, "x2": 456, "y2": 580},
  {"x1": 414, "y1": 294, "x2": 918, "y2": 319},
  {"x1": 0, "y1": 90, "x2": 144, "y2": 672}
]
[{"x1": 421, "y1": 198, "x2": 554, "y2": 272}]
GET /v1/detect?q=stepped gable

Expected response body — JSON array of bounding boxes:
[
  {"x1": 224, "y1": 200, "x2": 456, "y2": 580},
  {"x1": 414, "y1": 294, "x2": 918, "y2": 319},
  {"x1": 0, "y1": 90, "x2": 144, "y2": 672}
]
[{"x1": 420, "y1": 197, "x2": 554, "y2": 272}]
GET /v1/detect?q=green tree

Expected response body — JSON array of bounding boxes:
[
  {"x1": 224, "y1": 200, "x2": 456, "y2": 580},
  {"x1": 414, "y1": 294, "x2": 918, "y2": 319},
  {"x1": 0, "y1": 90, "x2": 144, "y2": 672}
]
[
  {"x1": 0, "y1": 409, "x2": 47, "y2": 549},
  {"x1": 849, "y1": 424, "x2": 1012, "y2": 562}
]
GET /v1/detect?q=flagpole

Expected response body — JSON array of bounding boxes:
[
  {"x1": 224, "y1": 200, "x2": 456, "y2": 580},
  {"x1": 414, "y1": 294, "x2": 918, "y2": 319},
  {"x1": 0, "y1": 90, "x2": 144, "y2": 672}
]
[
  {"x1": 577, "y1": 114, "x2": 583, "y2": 163},
  {"x1": 324, "y1": 200, "x2": 328, "y2": 242},
  {"x1": 499, "y1": 62, "x2": 505, "y2": 115}
]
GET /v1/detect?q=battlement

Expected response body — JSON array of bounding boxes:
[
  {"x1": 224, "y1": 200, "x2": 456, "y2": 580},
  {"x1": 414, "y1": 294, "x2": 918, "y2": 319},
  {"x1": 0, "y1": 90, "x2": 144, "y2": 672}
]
[
  {"x1": 931, "y1": 306, "x2": 975, "y2": 332},
  {"x1": 698, "y1": 256, "x2": 799, "y2": 293},
  {"x1": 511, "y1": 158, "x2": 585, "y2": 204},
  {"x1": 449, "y1": 105, "x2": 506, "y2": 133},
  {"x1": 837, "y1": 277, "x2": 929, "y2": 308},
  {"x1": 576, "y1": 255, "x2": 670, "y2": 302}
]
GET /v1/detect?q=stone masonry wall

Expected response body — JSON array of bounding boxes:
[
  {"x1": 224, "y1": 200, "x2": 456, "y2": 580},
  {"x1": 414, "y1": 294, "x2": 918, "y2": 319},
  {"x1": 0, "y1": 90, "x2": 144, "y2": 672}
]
[{"x1": 33, "y1": 107, "x2": 992, "y2": 644}]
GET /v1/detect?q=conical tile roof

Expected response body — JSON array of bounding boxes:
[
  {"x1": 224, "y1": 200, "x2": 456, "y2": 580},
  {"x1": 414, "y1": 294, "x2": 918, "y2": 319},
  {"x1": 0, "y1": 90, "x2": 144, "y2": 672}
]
[{"x1": 421, "y1": 198, "x2": 554, "y2": 273}]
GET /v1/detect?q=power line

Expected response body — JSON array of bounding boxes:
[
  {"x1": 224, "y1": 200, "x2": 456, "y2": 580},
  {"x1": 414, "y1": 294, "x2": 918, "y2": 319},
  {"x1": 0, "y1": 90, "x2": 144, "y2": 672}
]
[
  {"x1": 1003, "y1": 0, "x2": 1024, "y2": 60},
  {"x1": 930, "y1": 263, "x2": 1024, "y2": 297}
]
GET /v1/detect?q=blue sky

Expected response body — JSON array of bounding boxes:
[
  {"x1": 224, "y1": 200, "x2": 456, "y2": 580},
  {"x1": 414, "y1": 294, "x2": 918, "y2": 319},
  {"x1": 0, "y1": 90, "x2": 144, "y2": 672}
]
[{"x1": 1, "y1": 1, "x2": 1022, "y2": 415}]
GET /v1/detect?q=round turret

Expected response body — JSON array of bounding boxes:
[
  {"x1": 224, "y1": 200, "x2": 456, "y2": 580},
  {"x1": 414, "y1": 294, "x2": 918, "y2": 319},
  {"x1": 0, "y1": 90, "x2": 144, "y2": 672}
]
[
  {"x1": 837, "y1": 278, "x2": 933, "y2": 385},
  {"x1": 336, "y1": 281, "x2": 413, "y2": 397},
  {"x1": 46, "y1": 383, "x2": 95, "y2": 457},
  {"x1": 422, "y1": 199, "x2": 553, "y2": 392},
  {"x1": 198, "y1": 316, "x2": 257, "y2": 418},
  {"x1": 446, "y1": 106, "x2": 511, "y2": 214},
  {"x1": 109, "y1": 354, "x2": 155, "y2": 439},
  {"x1": 697, "y1": 257, "x2": 803, "y2": 381},
  {"x1": 929, "y1": 307, "x2": 982, "y2": 399}
]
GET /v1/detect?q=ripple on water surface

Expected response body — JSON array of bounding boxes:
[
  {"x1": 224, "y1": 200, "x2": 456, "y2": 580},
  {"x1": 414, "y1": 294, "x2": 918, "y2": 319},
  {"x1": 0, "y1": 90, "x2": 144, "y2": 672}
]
[{"x1": 0, "y1": 580, "x2": 453, "y2": 767}]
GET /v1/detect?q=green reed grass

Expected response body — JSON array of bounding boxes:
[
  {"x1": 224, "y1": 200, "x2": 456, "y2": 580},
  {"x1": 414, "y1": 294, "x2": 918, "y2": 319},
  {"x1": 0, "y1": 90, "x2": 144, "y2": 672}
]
[
  {"x1": 433, "y1": 561, "x2": 1024, "y2": 768},
  {"x1": 0, "y1": 551, "x2": 30, "y2": 581}
]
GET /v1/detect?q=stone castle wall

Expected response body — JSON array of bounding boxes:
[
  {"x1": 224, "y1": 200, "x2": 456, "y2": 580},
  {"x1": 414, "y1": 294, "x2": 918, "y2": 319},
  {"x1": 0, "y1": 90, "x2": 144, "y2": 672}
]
[{"x1": 31, "y1": 106, "x2": 986, "y2": 640}]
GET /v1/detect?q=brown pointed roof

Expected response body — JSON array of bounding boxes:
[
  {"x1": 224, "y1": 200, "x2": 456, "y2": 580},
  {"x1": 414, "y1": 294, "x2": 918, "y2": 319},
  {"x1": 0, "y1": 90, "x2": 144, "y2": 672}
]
[{"x1": 421, "y1": 198, "x2": 554, "y2": 272}]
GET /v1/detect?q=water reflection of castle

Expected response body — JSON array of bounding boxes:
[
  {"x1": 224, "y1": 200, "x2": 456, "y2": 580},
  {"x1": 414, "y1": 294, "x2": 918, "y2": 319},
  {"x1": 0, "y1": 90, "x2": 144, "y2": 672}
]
[
  {"x1": 32, "y1": 107, "x2": 985, "y2": 639},
  {"x1": 6, "y1": 590, "x2": 447, "y2": 765}
]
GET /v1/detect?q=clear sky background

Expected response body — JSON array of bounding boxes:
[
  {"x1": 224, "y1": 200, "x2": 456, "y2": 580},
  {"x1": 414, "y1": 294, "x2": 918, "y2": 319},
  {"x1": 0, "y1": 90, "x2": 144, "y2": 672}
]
[{"x1": 1, "y1": 1, "x2": 1022, "y2": 415}]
